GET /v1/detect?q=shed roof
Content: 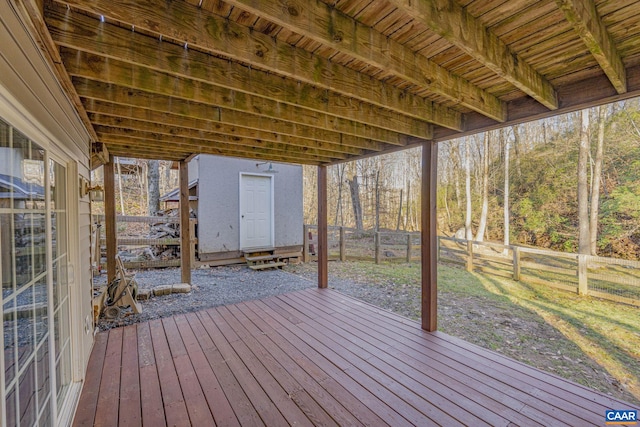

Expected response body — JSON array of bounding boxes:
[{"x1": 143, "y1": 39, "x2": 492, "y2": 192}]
[{"x1": 24, "y1": 0, "x2": 640, "y2": 164}]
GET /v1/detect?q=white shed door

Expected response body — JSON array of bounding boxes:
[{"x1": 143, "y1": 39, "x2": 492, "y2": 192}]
[{"x1": 240, "y1": 174, "x2": 273, "y2": 249}]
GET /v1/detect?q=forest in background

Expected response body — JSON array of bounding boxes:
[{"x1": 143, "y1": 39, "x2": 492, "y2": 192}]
[{"x1": 302, "y1": 98, "x2": 640, "y2": 260}]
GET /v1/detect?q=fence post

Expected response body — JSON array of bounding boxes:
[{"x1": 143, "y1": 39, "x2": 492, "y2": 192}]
[
  {"x1": 303, "y1": 225, "x2": 309, "y2": 263},
  {"x1": 375, "y1": 232, "x2": 381, "y2": 264},
  {"x1": 339, "y1": 227, "x2": 346, "y2": 261},
  {"x1": 466, "y1": 239, "x2": 474, "y2": 272},
  {"x1": 406, "y1": 233, "x2": 412, "y2": 263},
  {"x1": 578, "y1": 254, "x2": 588, "y2": 295},
  {"x1": 512, "y1": 246, "x2": 521, "y2": 281}
]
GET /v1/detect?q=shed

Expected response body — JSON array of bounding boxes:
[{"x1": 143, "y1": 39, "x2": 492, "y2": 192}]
[{"x1": 162, "y1": 155, "x2": 304, "y2": 265}]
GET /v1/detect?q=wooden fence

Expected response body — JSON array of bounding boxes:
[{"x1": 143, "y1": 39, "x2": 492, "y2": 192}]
[
  {"x1": 303, "y1": 225, "x2": 640, "y2": 307},
  {"x1": 93, "y1": 215, "x2": 197, "y2": 269}
]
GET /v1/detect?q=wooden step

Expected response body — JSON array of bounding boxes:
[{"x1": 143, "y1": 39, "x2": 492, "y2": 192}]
[
  {"x1": 245, "y1": 254, "x2": 279, "y2": 262},
  {"x1": 248, "y1": 261, "x2": 286, "y2": 270}
]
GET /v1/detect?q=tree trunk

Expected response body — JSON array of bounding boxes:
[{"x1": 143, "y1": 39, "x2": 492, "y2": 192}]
[
  {"x1": 116, "y1": 157, "x2": 126, "y2": 215},
  {"x1": 348, "y1": 175, "x2": 364, "y2": 230},
  {"x1": 475, "y1": 132, "x2": 490, "y2": 242},
  {"x1": 590, "y1": 106, "x2": 605, "y2": 255},
  {"x1": 405, "y1": 179, "x2": 411, "y2": 231},
  {"x1": 504, "y1": 130, "x2": 510, "y2": 250},
  {"x1": 465, "y1": 138, "x2": 473, "y2": 241},
  {"x1": 578, "y1": 110, "x2": 591, "y2": 255},
  {"x1": 396, "y1": 189, "x2": 403, "y2": 231},
  {"x1": 512, "y1": 125, "x2": 523, "y2": 179},
  {"x1": 147, "y1": 160, "x2": 161, "y2": 216},
  {"x1": 452, "y1": 143, "x2": 462, "y2": 210},
  {"x1": 334, "y1": 164, "x2": 345, "y2": 226}
]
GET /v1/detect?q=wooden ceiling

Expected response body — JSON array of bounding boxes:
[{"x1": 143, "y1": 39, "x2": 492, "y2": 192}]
[{"x1": 33, "y1": 0, "x2": 640, "y2": 164}]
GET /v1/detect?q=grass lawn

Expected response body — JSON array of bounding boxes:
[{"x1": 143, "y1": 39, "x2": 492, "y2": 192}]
[{"x1": 286, "y1": 260, "x2": 640, "y2": 405}]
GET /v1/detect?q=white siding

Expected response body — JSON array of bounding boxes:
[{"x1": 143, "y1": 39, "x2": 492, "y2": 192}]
[{"x1": 197, "y1": 155, "x2": 303, "y2": 254}]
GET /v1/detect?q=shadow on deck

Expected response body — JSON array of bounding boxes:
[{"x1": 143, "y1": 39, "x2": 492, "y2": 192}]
[{"x1": 74, "y1": 288, "x2": 639, "y2": 426}]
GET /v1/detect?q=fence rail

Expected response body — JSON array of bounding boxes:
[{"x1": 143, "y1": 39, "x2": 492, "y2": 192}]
[
  {"x1": 303, "y1": 225, "x2": 640, "y2": 307},
  {"x1": 93, "y1": 215, "x2": 197, "y2": 269}
]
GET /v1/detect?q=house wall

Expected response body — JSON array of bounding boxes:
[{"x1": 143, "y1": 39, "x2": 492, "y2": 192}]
[
  {"x1": 1, "y1": 2, "x2": 94, "y2": 426},
  {"x1": 195, "y1": 155, "x2": 303, "y2": 257}
]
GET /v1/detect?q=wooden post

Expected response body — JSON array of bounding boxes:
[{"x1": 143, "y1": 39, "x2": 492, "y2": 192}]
[
  {"x1": 578, "y1": 254, "x2": 588, "y2": 295},
  {"x1": 375, "y1": 232, "x2": 381, "y2": 264},
  {"x1": 512, "y1": 246, "x2": 521, "y2": 281},
  {"x1": 303, "y1": 225, "x2": 310, "y2": 262},
  {"x1": 104, "y1": 155, "x2": 117, "y2": 284},
  {"x1": 466, "y1": 239, "x2": 474, "y2": 272},
  {"x1": 318, "y1": 165, "x2": 328, "y2": 288},
  {"x1": 179, "y1": 160, "x2": 192, "y2": 285},
  {"x1": 421, "y1": 141, "x2": 438, "y2": 332},
  {"x1": 339, "y1": 226, "x2": 346, "y2": 261},
  {"x1": 436, "y1": 236, "x2": 440, "y2": 263},
  {"x1": 406, "y1": 233, "x2": 412, "y2": 263}
]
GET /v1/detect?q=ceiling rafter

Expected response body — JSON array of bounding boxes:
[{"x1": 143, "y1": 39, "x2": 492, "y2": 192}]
[
  {"x1": 85, "y1": 103, "x2": 365, "y2": 156},
  {"x1": 97, "y1": 133, "x2": 323, "y2": 164},
  {"x1": 385, "y1": 0, "x2": 559, "y2": 110},
  {"x1": 51, "y1": 0, "x2": 461, "y2": 131},
  {"x1": 218, "y1": 0, "x2": 507, "y2": 122},
  {"x1": 90, "y1": 117, "x2": 349, "y2": 160},
  {"x1": 61, "y1": 48, "x2": 423, "y2": 145},
  {"x1": 555, "y1": 0, "x2": 627, "y2": 94},
  {"x1": 47, "y1": 7, "x2": 435, "y2": 140},
  {"x1": 74, "y1": 79, "x2": 392, "y2": 151}
]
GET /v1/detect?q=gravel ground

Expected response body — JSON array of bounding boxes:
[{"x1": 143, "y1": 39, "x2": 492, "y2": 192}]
[{"x1": 95, "y1": 264, "x2": 315, "y2": 330}]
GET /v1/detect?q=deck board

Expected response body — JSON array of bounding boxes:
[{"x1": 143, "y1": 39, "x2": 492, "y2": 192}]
[{"x1": 73, "y1": 288, "x2": 639, "y2": 426}]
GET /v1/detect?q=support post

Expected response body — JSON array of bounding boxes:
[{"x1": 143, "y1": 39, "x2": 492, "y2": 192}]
[
  {"x1": 179, "y1": 160, "x2": 192, "y2": 285},
  {"x1": 303, "y1": 225, "x2": 310, "y2": 262},
  {"x1": 421, "y1": 141, "x2": 438, "y2": 332},
  {"x1": 104, "y1": 155, "x2": 117, "y2": 284},
  {"x1": 578, "y1": 254, "x2": 588, "y2": 295},
  {"x1": 512, "y1": 246, "x2": 521, "y2": 281},
  {"x1": 318, "y1": 165, "x2": 328, "y2": 288},
  {"x1": 406, "y1": 233, "x2": 412, "y2": 263},
  {"x1": 375, "y1": 232, "x2": 381, "y2": 264},
  {"x1": 339, "y1": 227, "x2": 346, "y2": 261}
]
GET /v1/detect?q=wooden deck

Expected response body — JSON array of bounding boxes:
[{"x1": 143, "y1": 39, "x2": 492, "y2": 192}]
[{"x1": 74, "y1": 288, "x2": 639, "y2": 426}]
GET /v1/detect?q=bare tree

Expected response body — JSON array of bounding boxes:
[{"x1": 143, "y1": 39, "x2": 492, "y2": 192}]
[
  {"x1": 512, "y1": 124, "x2": 523, "y2": 179},
  {"x1": 348, "y1": 175, "x2": 364, "y2": 230},
  {"x1": 590, "y1": 106, "x2": 606, "y2": 255},
  {"x1": 475, "y1": 132, "x2": 490, "y2": 242},
  {"x1": 464, "y1": 138, "x2": 473, "y2": 240},
  {"x1": 578, "y1": 110, "x2": 591, "y2": 254},
  {"x1": 503, "y1": 129, "x2": 510, "y2": 249},
  {"x1": 147, "y1": 160, "x2": 160, "y2": 216}
]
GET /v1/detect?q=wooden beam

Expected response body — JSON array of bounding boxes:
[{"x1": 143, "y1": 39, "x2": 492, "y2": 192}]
[
  {"x1": 46, "y1": 8, "x2": 439, "y2": 136},
  {"x1": 179, "y1": 160, "x2": 192, "y2": 285},
  {"x1": 317, "y1": 165, "x2": 328, "y2": 289},
  {"x1": 435, "y1": 65, "x2": 640, "y2": 142},
  {"x1": 555, "y1": 0, "x2": 626, "y2": 94},
  {"x1": 50, "y1": 0, "x2": 463, "y2": 130},
  {"x1": 421, "y1": 141, "x2": 438, "y2": 332},
  {"x1": 77, "y1": 86, "x2": 389, "y2": 150},
  {"x1": 104, "y1": 155, "x2": 117, "y2": 283},
  {"x1": 217, "y1": 0, "x2": 505, "y2": 122},
  {"x1": 62, "y1": 50, "x2": 424, "y2": 144},
  {"x1": 85, "y1": 102, "x2": 364, "y2": 156},
  {"x1": 386, "y1": 0, "x2": 558, "y2": 110},
  {"x1": 90, "y1": 120, "x2": 345, "y2": 161},
  {"x1": 95, "y1": 132, "x2": 331, "y2": 164}
]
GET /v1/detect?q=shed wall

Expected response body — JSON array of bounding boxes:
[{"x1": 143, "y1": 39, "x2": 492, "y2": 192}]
[{"x1": 196, "y1": 155, "x2": 303, "y2": 255}]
